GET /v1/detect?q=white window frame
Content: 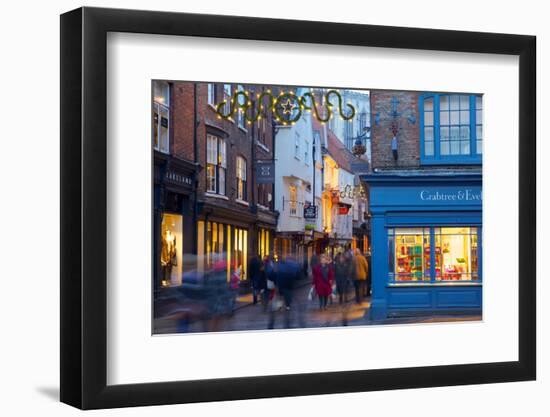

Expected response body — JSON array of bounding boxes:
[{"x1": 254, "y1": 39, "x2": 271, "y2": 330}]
[
  {"x1": 153, "y1": 81, "x2": 170, "y2": 154},
  {"x1": 207, "y1": 83, "x2": 216, "y2": 106},
  {"x1": 223, "y1": 84, "x2": 232, "y2": 118},
  {"x1": 206, "y1": 134, "x2": 226, "y2": 195},
  {"x1": 289, "y1": 185, "x2": 298, "y2": 216},
  {"x1": 237, "y1": 85, "x2": 247, "y2": 130},
  {"x1": 236, "y1": 156, "x2": 247, "y2": 201}
]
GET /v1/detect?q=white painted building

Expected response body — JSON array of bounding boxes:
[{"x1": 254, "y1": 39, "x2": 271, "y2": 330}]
[
  {"x1": 328, "y1": 89, "x2": 371, "y2": 165},
  {"x1": 273, "y1": 88, "x2": 323, "y2": 258}
]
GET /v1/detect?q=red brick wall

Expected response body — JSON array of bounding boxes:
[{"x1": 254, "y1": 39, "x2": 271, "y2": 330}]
[
  {"x1": 370, "y1": 90, "x2": 421, "y2": 170},
  {"x1": 171, "y1": 82, "x2": 195, "y2": 162},
  {"x1": 172, "y1": 82, "x2": 265, "y2": 210}
]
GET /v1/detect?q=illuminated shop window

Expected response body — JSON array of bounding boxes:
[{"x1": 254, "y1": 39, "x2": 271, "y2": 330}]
[
  {"x1": 388, "y1": 226, "x2": 480, "y2": 283},
  {"x1": 160, "y1": 213, "x2": 182, "y2": 286},
  {"x1": 435, "y1": 227, "x2": 479, "y2": 281},
  {"x1": 258, "y1": 228, "x2": 270, "y2": 258},
  {"x1": 232, "y1": 227, "x2": 248, "y2": 281},
  {"x1": 388, "y1": 228, "x2": 431, "y2": 282}
]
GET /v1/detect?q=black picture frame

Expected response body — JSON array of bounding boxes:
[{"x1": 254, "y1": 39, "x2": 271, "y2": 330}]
[{"x1": 60, "y1": 6, "x2": 536, "y2": 410}]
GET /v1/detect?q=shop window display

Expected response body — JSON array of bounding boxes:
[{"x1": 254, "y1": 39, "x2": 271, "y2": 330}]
[
  {"x1": 233, "y1": 228, "x2": 248, "y2": 281},
  {"x1": 389, "y1": 226, "x2": 480, "y2": 283},
  {"x1": 435, "y1": 227, "x2": 479, "y2": 281},
  {"x1": 258, "y1": 228, "x2": 270, "y2": 259},
  {"x1": 197, "y1": 221, "x2": 247, "y2": 282},
  {"x1": 160, "y1": 213, "x2": 182, "y2": 286},
  {"x1": 388, "y1": 228, "x2": 430, "y2": 281}
]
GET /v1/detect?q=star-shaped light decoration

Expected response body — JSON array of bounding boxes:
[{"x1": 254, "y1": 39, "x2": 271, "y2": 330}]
[{"x1": 280, "y1": 98, "x2": 296, "y2": 115}]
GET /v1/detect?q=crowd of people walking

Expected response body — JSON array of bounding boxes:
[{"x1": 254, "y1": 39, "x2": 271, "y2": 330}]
[
  {"x1": 249, "y1": 247, "x2": 371, "y2": 315},
  {"x1": 156, "y1": 247, "x2": 371, "y2": 333}
]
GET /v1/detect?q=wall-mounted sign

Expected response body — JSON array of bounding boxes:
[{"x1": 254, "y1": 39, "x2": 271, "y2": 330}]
[
  {"x1": 255, "y1": 160, "x2": 275, "y2": 184},
  {"x1": 419, "y1": 189, "x2": 482, "y2": 202},
  {"x1": 303, "y1": 204, "x2": 317, "y2": 219}
]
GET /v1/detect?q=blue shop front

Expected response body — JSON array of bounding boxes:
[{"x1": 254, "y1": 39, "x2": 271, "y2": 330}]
[{"x1": 361, "y1": 172, "x2": 482, "y2": 320}]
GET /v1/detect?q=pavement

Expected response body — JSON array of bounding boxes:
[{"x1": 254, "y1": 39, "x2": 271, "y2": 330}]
[{"x1": 154, "y1": 280, "x2": 481, "y2": 335}]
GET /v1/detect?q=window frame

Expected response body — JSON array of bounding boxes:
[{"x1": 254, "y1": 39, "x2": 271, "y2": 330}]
[
  {"x1": 206, "y1": 134, "x2": 227, "y2": 195},
  {"x1": 294, "y1": 132, "x2": 300, "y2": 160},
  {"x1": 419, "y1": 93, "x2": 482, "y2": 165},
  {"x1": 153, "y1": 81, "x2": 170, "y2": 154},
  {"x1": 236, "y1": 85, "x2": 247, "y2": 130},
  {"x1": 388, "y1": 226, "x2": 482, "y2": 284},
  {"x1": 289, "y1": 185, "x2": 298, "y2": 216},
  {"x1": 223, "y1": 84, "x2": 232, "y2": 121},
  {"x1": 236, "y1": 155, "x2": 247, "y2": 201},
  {"x1": 207, "y1": 83, "x2": 217, "y2": 107}
]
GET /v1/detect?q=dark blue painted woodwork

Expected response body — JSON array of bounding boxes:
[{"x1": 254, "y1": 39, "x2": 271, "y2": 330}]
[
  {"x1": 361, "y1": 173, "x2": 482, "y2": 320},
  {"x1": 419, "y1": 93, "x2": 482, "y2": 165}
]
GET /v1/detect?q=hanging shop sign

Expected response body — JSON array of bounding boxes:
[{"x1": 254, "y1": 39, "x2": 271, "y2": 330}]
[
  {"x1": 255, "y1": 160, "x2": 275, "y2": 184},
  {"x1": 338, "y1": 204, "x2": 350, "y2": 215},
  {"x1": 303, "y1": 204, "x2": 317, "y2": 219},
  {"x1": 215, "y1": 89, "x2": 356, "y2": 126}
]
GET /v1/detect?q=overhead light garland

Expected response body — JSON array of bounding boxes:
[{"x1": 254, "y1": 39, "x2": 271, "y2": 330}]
[
  {"x1": 215, "y1": 89, "x2": 356, "y2": 125},
  {"x1": 338, "y1": 184, "x2": 367, "y2": 199}
]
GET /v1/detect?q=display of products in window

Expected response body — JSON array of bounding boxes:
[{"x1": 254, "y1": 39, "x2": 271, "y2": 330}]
[
  {"x1": 389, "y1": 226, "x2": 480, "y2": 282},
  {"x1": 390, "y1": 228, "x2": 430, "y2": 281},
  {"x1": 435, "y1": 227, "x2": 478, "y2": 281}
]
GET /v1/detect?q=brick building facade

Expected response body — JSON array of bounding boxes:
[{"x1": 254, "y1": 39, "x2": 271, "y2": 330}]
[
  {"x1": 370, "y1": 90, "x2": 421, "y2": 170},
  {"x1": 363, "y1": 90, "x2": 483, "y2": 320},
  {"x1": 154, "y1": 80, "x2": 277, "y2": 290}
]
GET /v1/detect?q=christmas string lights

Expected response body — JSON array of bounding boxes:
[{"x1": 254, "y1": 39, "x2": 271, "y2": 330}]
[
  {"x1": 215, "y1": 89, "x2": 356, "y2": 125},
  {"x1": 338, "y1": 184, "x2": 367, "y2": 199}
]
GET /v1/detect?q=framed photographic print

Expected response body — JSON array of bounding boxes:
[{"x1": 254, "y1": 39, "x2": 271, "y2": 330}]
[{"x1": 60, "y1": 6, "x2": 536, "y2": 410}]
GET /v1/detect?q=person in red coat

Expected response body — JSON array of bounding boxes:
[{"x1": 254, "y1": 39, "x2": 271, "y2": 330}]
[{"x1": 312, "y1": 254, "x2": 334, "y2": 310}]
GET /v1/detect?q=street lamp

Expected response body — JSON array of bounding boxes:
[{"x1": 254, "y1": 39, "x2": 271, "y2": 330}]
[{"x1": 352, "y1": 126, "x2": 370, "y2": 157}]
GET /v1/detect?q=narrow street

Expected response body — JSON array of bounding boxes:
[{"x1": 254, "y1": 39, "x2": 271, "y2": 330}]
[
  {"x1": 154, "y1": 280, "x2": 481, "y2": 335},
  {"x1": 155, "y1": 281, "x2": 371, "y2": 334}
]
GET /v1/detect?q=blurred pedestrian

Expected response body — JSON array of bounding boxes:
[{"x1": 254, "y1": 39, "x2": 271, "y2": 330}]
[
  {"x1": 229, "y1": 264, "x2": 241, "y2": 314},
  {"x1": 249, "y1": 254, "x2": 265, "y2": 305},
  {"x1": 312, "y1": 254, "x2": 334, "y2": 310},
  {"x1": 276, "y1": 258, "x2": 299, "y2": 310},
  {"x1": 264, "y1": 255, "x2": 276, "y2": 305},
  {"x1": 334, "y1": 252, "x2": 351, "y2": 304},
  {"x1": 353, "y1": 248, "x2": 369, "y2": 304},
  {"x1": 310, "y1": 253, "x2": 319, "y2": 271}
]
